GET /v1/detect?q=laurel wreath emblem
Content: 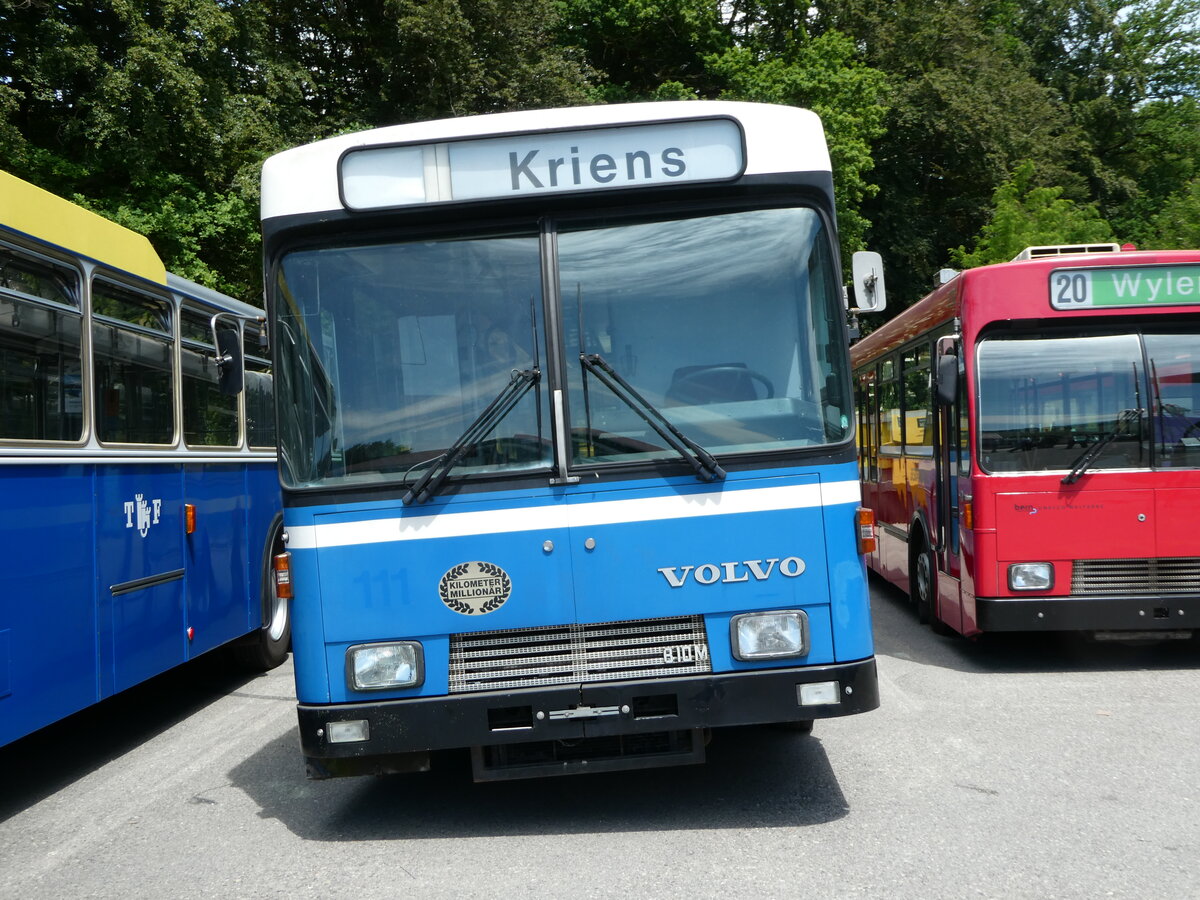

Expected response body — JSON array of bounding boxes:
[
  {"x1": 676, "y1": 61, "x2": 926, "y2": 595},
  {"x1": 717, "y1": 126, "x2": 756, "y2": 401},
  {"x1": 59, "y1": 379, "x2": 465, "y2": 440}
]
[{"x1": 439, "y1": 561, "x2": 512, "y2": 615}]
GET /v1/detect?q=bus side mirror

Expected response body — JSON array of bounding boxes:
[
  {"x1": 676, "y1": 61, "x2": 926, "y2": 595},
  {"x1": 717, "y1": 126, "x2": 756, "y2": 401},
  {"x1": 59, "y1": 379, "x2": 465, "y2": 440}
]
[
  {"x1": 216, "y1": 327, "x2": 245, "y2": 396},
  {"x1": 935, "y1": 354, "x2": 958, "y2": 406},
  {"x1": 850, "y1": 251, "x2": 887, "y2": 312}
]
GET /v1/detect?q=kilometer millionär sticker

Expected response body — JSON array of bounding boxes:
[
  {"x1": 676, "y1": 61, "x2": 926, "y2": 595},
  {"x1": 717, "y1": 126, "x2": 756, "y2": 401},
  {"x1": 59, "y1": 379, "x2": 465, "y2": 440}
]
[{"x1": 439, "y1": 561, "x2": 512, "y2": 615}]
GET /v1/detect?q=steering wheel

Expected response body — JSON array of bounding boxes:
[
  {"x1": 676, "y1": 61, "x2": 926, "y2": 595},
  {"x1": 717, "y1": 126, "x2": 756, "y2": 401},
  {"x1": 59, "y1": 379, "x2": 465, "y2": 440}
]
[{"x1": 669, "y1": 365, "x2": 775, "y2": 404}]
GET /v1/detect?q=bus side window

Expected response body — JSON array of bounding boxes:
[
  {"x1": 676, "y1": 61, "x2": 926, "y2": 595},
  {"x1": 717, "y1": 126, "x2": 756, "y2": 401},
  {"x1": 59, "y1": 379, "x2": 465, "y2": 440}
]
[
  {"x1": 181, "y1": 306, "x2": 239, "y2": 447},
  {"x1": 879, "y1": 357, "x2": 900, "y2": 461},
  {"x1": 0, "y1": 246, "x2": 84, "y2": 442},
  {"x1": 92, "y1": 280, "x2": 174, "y2": 445},
  {"x1": 902, "y1": 343, "x2": 932, "y2": 454},
  {"x1": 855, "y1": 370, "x2": 878, "y2": 482},
  {"x1": 245, "y1": 324, "x2": 275, "y2": 450}
]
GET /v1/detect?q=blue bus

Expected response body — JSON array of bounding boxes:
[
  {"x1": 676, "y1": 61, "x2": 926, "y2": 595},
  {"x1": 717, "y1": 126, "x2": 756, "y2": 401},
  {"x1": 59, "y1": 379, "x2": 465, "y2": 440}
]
[
  {"x1": 0, "y1": 171, "x2": 289, "y2": 748},
  {"x1": 260, "y1": 101, "x2": 880, "y2": 780}
]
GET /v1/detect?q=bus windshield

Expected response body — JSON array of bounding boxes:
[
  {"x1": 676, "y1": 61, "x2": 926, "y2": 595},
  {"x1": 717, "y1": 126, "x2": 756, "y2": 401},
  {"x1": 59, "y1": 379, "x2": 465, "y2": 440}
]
[
  {"x1": 273, "y1": 205, "x2": 852, "y2": 489},
  {"x1": 977, "y1": 328, "x2": 1200, "y2": 473}
]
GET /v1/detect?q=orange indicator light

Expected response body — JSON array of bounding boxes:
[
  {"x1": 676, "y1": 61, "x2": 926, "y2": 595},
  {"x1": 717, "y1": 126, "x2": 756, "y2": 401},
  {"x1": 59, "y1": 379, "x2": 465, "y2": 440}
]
[
  {"x1": 273, "y1": 552, "x2": 294, "y2": 600},
  {"x1": 185, "y1": 503, "x2": 196, "y2": 534},
  {"x1": 856, "y1": 508, "x2": 877, "y2": 554}
]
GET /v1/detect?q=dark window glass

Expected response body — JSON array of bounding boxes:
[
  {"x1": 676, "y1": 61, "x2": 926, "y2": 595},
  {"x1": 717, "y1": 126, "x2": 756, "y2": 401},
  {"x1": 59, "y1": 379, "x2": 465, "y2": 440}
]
[
  {"x1": 0, "y1": 247, "x2": 83, "y2": 440},
  {"x1": 92, "y1": 281, "x2": 174, "y2": 445},
  {"x1": 977, "y1": 333, "x2": 1145, "y2": 473},
  {"x1": 181, "y1": 307, "x2": 238, "y2": 447},
  {"x1": 1145, "y1": 332, "x2": 1200, "y2": 469},
  {"x1": 902, "y1": 344, "x2": 932, "y2": 451}
]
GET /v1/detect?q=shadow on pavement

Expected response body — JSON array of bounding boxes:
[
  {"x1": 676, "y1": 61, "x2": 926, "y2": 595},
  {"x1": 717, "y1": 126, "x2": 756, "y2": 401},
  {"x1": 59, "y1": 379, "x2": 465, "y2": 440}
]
[
  {"x1": 228, "y1": 722, "x2": 850, "y2": 841},
  {"x1": 870, "y1": 572, "x2": 1200, "y2": 675},
  {"x1": 0, "y1": 651, "x2": 266, "y2": 823}
]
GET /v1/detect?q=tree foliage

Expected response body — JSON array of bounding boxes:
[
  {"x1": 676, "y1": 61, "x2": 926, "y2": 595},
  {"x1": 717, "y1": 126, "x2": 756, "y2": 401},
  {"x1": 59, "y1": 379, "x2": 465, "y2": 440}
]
[
  {"x1": 950, "y1": 161, "x2": 1116, "y2": 268},
  {"x1": 0, "y1": 0, "x2": 1197, "y2": 314}
]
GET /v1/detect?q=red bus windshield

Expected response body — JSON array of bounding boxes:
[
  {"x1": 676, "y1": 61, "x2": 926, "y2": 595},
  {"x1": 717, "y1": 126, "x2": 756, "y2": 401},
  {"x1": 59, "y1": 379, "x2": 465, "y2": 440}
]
[{"x1": 977, "y1": 326, "x2": 1200, "y2": 473}]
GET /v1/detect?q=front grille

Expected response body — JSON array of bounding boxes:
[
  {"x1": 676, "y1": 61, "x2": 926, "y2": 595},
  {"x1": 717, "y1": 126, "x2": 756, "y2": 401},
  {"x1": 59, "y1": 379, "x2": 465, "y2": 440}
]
[
  {"x1": 448, "y1": 614, "x2": 711, "y2": 693},
  {"x1": 1072, "y1": 558, "x2": 1200, "y2": 595}
]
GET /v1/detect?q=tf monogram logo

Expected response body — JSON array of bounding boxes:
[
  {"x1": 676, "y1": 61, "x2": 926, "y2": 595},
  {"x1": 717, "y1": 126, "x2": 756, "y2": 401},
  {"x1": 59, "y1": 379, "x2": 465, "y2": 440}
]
[{"x1": 123, "y1": 493, "x2": 163, "y2": 538}]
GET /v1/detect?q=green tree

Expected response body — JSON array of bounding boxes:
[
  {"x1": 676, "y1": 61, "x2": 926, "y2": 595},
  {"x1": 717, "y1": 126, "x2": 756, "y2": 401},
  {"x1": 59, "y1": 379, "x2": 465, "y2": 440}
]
[
  {"x1": 950, "y1": 161, "x2": 1116, "y2": 268},
  {"x1": 1011, "y1": 1, "x2": 1200, "y2": 242},
  {"x1": 0, "y1": 0, "x2": 316, "y2": 299},
  {"x1": 554, "y1": 3, "x2": 889, "y2": 257},
  {"x1": 1146, "y1": 176, "x2": 1200, "y2": 249},
  {"x1": 0, "y1": 0, "x2": 594, "y2": 298},
  {"x1": 707, "y1": 26, "x2": 888, "y2": 256},
  {"x1": 555, "y1": 0, "x2": 729, "y2": 101},
  {"x1": 814, "y1": 0, "x2": 1088, "y2": 307}
]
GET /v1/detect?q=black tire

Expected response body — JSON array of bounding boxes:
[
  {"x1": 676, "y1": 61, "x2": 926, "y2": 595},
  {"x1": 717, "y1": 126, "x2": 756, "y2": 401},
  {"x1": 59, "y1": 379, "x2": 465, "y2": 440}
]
[
  {"x1": 230, "y1": 528, "x2": 291, "y2": 671},
  {"x1": 913, "y1": 538, "x2": 954, "y2": 635},
  {"x1": 912, "y1": 537, "x2": 934, "y2": 625},
  {"x1": 776, "y1": 719, "x2": 814, "y2": 734}
]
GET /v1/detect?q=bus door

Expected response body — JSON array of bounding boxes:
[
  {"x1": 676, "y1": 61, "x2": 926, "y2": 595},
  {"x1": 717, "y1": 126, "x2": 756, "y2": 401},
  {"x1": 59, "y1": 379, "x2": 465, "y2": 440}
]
[
  {"x1": 933, "y1": 338, "x2": 964, "y2": 631},
  {"x1": 180, "y1": 311, "x2": 251, "y2": 657},
  {"x1": 182, "y1": 464, "x2": 250, "y2": 657},
  {"x1": 96, "y1": 464, "x2": 187, "y2": 694}
]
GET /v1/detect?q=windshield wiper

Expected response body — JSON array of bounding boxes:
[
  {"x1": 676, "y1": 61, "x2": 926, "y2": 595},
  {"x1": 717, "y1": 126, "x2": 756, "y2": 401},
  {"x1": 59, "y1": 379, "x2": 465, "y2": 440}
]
[
  {"x1": 579, "y1": 353, "x2": 725, "y2": 482},
  {"x1": 403, "y1": 367, "x2": 541, "y2": 505},
  {"x1": 1061, "y1": 407, "x2": 1141, "y2": 485}
]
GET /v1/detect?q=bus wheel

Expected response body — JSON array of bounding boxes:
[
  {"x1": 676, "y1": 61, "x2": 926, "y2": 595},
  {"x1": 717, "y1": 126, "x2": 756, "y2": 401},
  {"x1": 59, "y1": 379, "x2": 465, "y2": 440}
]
[
  {"x1": 914, "y1": 542, "x2": 954, "y2": 635},
  {"x1": 912, "y1": 540, "x2": 934, "y2": 625},
  {"x1": 231, "y1": 530, "x2": 292, "y2": 671}
]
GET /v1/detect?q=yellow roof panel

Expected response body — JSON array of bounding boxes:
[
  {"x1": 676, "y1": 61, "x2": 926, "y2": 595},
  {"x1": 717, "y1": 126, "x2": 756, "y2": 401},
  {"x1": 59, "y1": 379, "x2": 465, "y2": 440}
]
[{"x1": 0, "y1": 170, "x2": 166, "y2": 285}]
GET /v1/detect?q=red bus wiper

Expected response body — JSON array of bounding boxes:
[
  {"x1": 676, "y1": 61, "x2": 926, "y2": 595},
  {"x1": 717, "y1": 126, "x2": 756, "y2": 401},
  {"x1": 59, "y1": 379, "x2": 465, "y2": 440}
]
[
  {"x1": 580, "y1": 352, "x2": 725, "y2": 483},
  {"x1": 1061, "y1": 407, "x2": 1141, "y2": 485}
]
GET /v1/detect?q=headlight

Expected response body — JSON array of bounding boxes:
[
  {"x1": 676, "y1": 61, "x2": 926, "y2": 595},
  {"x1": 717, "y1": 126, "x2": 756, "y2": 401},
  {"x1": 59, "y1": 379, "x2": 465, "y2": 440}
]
[
  {"x1": 346, "y1": 641, "x2": 424, "y2": 691},
  {"x1": 730, "y1": 610, "x2": 808, "y2": 660},
  {"x1": 1008, "y1": 563, "x2": 1054, "y2": 591}
]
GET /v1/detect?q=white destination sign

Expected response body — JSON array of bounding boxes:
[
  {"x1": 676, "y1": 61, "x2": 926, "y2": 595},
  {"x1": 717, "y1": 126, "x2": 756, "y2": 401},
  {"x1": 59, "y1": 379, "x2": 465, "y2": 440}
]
[{"x1": 340, "y1": 118, "x2": 744, "y2": 210}]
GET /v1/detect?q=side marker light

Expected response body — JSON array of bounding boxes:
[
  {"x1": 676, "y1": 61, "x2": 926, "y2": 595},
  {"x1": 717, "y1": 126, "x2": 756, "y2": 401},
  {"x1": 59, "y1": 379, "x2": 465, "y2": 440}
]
[
  {"x1": 273, "y1": 552, "x2": 294, "y2": 600},
  {"x1": 857, "y1": 507, "x2": 877, "y2": 554}
]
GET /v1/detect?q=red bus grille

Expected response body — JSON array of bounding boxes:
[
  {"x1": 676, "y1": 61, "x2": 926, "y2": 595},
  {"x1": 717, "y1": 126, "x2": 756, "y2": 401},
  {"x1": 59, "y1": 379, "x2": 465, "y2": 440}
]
[
  {"x1": 1072, "y1": 558, "x2": 1200, "y2": 595},
  {"x1": 448, "y1": 614, "x2": 712, "y2": 693}
]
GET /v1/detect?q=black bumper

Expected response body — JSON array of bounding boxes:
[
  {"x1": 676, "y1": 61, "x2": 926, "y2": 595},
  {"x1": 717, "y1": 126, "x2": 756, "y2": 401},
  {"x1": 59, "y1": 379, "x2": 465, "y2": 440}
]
[
  {"x1": 976, "y1": 594, "x2": 1200, "y2": 632},
  {"x1": 298, "y1": 658, "x2": 878, "y2": 763}
]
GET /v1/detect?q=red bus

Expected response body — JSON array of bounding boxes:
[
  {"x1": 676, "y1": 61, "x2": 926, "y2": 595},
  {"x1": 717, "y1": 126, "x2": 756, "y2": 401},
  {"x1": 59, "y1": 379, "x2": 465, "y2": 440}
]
[{"x1": 850, "y1": 244, "x2": 1200, "y2": 638}]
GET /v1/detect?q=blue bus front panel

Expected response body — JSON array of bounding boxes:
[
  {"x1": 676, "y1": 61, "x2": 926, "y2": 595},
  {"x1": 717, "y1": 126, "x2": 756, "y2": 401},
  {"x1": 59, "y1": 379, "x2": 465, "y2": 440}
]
[
  {"x1": 287, "y1": 465, "x2": 878, "y2": 774},
  {"x1": 292, "y1": 489, "x2": 576, "y2": 702},
  {"x1": 566, "y1": 472, "x2": 837, "y2": 665}
]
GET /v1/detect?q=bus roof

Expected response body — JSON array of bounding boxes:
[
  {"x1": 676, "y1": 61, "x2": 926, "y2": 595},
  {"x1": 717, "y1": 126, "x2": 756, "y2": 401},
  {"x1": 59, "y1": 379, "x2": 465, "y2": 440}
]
[
  {"x1": 0, "y1": 170, "x2": 167, "y2": 285},
  {"x1": 166, "y1": 272, "x2": 264, "y2": 318},
  {"x1": 261, "y1": 101, "x2": 830, "y2": 221},
  {"x1": 851, "y1": 246, "x2": 1200, "y2": 365}
]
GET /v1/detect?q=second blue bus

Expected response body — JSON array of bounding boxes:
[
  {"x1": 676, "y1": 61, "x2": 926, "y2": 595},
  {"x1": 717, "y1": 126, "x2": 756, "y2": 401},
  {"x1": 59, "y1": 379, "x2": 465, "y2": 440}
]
[{"x1": 0, "y1": 170, "x2": 288, "y2": 748}]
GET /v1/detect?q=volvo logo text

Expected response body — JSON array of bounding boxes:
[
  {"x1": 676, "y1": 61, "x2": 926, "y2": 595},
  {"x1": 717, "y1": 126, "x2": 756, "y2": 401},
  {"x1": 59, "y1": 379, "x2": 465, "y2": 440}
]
[{"x1": 656, "y1": 557, "x2": 806, "y2": 588}]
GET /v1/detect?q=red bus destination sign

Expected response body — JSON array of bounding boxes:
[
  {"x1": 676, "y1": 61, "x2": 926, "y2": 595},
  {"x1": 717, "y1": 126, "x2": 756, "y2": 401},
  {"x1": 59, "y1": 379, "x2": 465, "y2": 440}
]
[{"x1": 1051, "y1": 264, "x2": 1200, "y2": 310}]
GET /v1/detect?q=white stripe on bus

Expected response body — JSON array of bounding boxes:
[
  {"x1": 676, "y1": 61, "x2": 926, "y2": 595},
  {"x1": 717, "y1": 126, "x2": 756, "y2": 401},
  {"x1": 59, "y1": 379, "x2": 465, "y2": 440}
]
[{"x1": 285, "y1": 479, "x2": 862, "y2": 550}]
